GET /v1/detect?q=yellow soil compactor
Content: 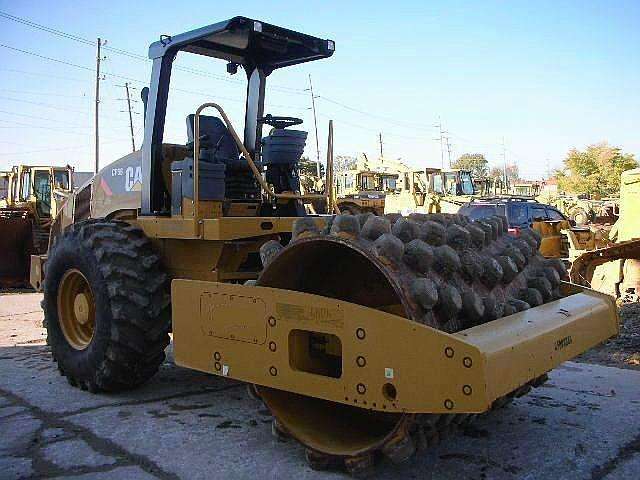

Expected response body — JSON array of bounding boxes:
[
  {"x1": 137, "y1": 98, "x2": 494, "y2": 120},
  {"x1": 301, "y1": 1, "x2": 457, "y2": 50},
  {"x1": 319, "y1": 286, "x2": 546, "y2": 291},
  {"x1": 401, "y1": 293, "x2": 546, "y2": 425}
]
[{"x1": 30, "y1": 18, "x2": 618, "y2": 476}]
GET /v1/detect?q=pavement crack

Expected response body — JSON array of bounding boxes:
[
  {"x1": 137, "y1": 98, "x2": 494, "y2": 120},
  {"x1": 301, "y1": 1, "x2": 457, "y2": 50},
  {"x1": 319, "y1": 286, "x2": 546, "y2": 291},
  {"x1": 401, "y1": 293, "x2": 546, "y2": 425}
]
[
  {"x1": 590, "y1": 431, "x2": 640, "y2": 480},
  {"x1": 0, "y1": 387, "x2": 179, "y2": 480}
]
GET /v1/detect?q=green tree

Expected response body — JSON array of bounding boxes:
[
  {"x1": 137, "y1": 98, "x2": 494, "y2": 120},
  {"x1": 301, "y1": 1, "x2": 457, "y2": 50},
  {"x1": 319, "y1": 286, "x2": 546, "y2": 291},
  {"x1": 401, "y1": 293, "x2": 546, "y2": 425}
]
[
  {"x1": 555, "y1": 142, "x2": 637, "y2": 197},
  {"x1": 452, "y1": 153, "x2": 489, "y2": 178}
]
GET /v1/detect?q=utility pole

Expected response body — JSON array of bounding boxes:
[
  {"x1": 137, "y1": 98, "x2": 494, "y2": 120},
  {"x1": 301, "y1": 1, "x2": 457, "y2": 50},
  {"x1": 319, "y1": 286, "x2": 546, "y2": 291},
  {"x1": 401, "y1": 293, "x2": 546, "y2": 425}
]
[
  {"x1": 433, "y1": 117, "x2": 447, "y2": 169},
  {"x1": 378, "y1": 132, "x2": 383, "y2": 158},
  {"x1": 445, "y1": 136, "x2": 452, "y2": 167},
  {"x1": 94, "y1": 38, "x2": 104, "y2": 173},
  {"x1": 502, "y1": 137, "x2": 508, "y2": 190},
  {"x1": 307, "y1": 74, "x2": 321, "y2": 178},
  {"x1": 545, "y1": 158, "x2": 550, "y2": 179},
  {"x1": 124, "y1": 83, "x2": 136, "y2": 152}
]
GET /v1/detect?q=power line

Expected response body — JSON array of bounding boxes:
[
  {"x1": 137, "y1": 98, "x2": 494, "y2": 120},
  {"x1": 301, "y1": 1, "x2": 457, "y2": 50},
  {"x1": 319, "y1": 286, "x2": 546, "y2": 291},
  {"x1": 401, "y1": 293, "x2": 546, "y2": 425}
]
[
  {"x1": 0, "y1": 95, "x2": 129, "y2": 122},
  {"x1": 0, "y1": 95, "x2": 92, "y2": 114},
  {"x1": 0, "y1": 42, "x2": 95, "y2": 72},
  {"x1": 0, "y1": 67, "x2": 91, "y2": 83},
  {"x1": 317, "y1": 112, "x2": 425, "y2": 141},
  {"x1": 316, "y1": 95, "x2": 431, "y2": 131},
  {"x1": 0, "y1": 118, "x2": 126, "y2": 141},
  {"x1": 0, "y1": 42, "x2": 309, "y2": 112},
  {"x1": 0, "y1": 109, "x2": 89, "y2": 128},
  {"x1": 0, "y1": 10, "x2": 307, "y2": 93},
  {"x1": 0, "y1": 88, "x2": 90, "y2": 99}
]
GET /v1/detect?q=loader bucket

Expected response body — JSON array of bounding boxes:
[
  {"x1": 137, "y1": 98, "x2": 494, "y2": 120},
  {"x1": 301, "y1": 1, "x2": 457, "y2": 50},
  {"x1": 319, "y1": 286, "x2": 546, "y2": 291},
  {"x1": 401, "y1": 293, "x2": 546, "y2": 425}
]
[{"x1": 0, "y1": 215, "x2": 35, "y2": 288}]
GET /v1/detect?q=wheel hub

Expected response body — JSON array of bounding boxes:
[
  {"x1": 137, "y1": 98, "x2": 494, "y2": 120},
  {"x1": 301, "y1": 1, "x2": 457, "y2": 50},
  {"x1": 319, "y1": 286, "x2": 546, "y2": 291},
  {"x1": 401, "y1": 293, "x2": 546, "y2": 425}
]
[
  {"x1": 57, "y1": 269, "x2": 96, "y2": 350},
  {"x1": 73, "y1": 293, "x2": 90, "y2": 325}
]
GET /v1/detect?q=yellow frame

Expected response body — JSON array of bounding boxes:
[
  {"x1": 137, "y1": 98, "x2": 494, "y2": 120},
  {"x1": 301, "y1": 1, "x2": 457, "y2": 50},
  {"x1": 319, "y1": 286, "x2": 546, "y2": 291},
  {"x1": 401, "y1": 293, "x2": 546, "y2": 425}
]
[{"x1": 172, "y1": 280, "x2": 618, "y2": 415}]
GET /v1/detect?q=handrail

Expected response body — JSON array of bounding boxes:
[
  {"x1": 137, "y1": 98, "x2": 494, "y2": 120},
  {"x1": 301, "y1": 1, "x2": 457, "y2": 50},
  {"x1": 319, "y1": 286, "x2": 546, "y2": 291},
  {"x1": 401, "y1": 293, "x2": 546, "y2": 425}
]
[{"x1": 192, "y1": 103, "x2": 328, "y2": 212}]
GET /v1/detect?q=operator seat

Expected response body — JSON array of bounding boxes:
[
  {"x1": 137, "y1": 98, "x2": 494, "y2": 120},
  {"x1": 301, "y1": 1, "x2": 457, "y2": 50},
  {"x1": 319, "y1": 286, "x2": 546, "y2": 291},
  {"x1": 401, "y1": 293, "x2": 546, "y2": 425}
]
[
  {"x1": 186, "y1": 114, "x2": 238, "y2": 164},
  {"x1": 184, "y1": 114, "x2": 260, "y2": 201}
]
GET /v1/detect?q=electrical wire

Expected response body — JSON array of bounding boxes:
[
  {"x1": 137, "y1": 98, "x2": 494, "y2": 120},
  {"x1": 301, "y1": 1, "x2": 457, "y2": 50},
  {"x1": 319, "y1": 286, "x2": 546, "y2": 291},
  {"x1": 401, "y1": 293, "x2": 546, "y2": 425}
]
[{"x1": 0, "y1": 10, "x2": 307, "y2": 93}]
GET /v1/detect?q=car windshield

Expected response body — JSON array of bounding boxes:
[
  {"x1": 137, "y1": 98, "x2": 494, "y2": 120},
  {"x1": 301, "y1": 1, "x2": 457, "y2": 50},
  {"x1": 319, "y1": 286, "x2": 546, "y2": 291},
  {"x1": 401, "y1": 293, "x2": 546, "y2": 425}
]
[
  {"x1": 547, "y1": 208, "x2": 565, "y2": 221},
  {"x1": 508, "y1": 203, "x2": 529, "y2": 226},
  {"x1": 459, "y1": 172, "x2": 474, "y2": 195},
  {"x1": 459, "y1": 204, "x2": 497, "y2": 220},
  {"x1": 530, "y1": 205, "x2": 548, "y2": 221}
]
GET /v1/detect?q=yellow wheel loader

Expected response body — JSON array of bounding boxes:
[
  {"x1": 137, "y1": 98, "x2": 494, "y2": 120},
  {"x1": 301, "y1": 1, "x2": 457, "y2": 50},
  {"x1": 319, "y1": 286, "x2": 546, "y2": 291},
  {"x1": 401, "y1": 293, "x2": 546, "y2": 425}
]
[
  {"x1": 385, "y1": 167, "x2": 477, "y2": 216},
  {"x1": 30, "y1": 18, "x2": 618, "y2": 476},
  {"x1": 334, "y1": 170, "x2": 399, "y2": 215},
  {"x1": 0, "y1": 164, "x2": 74, "y2": 288}
]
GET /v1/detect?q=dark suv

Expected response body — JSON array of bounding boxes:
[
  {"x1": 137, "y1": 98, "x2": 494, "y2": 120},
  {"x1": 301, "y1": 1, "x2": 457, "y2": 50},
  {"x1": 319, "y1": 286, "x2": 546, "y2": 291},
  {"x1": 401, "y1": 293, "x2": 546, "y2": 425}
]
[{"x1": 458, "y1": 197, "x2": 568, "y2": 230}]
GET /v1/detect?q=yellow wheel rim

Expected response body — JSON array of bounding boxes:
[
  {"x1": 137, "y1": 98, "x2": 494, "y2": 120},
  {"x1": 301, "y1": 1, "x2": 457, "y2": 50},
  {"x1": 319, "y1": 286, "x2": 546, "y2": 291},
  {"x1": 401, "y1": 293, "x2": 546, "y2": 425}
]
[{"x1": 57, "y1": 269, "x2": 96, "y2": 350}]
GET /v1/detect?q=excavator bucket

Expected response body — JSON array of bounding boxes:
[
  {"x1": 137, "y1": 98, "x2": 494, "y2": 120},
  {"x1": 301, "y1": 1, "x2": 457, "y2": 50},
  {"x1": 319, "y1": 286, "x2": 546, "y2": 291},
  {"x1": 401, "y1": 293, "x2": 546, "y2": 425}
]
[{"x1": 0, "y1": 212, "x2": 36, "y2": 288}]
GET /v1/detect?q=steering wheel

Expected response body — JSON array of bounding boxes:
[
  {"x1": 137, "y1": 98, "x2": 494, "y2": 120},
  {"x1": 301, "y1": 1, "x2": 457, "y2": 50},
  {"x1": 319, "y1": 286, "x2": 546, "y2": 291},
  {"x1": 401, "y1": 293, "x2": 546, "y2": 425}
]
[{"x1": 259, "y1": 114, "x2": 303, "y2": 130}]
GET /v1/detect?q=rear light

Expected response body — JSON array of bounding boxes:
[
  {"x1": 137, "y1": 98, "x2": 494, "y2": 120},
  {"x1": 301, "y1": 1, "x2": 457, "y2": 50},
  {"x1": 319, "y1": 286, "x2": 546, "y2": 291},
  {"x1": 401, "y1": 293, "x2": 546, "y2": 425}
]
[{"x1": 508, "y1": 227, "x2": 521, "y2": 237}]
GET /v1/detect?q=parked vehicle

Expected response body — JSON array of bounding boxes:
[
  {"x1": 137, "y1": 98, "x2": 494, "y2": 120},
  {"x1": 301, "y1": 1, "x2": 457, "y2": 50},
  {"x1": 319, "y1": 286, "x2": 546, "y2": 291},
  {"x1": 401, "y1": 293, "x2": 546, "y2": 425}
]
[
  {"x1": 459, "y1": 197, "x2": 571, "y2": 258},
  {"x1": 459, "y1": 197, "x2": 567, "y2": 229}
]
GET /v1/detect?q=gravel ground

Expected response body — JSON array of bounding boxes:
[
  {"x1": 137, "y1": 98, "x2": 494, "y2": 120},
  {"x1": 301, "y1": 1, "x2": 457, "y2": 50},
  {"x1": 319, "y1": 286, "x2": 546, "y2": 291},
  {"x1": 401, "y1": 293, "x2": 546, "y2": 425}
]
[{"x1": 576, "y1": 302, "x2": 640, "y2": 371}]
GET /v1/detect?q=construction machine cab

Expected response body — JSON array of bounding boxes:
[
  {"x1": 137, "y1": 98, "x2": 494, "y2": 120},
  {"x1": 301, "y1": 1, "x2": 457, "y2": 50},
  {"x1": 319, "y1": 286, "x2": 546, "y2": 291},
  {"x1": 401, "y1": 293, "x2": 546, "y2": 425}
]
[
  {"x1": 427, "y1": 168, "x2": 475, "y2": 196},
  {"x1": 141, "y1": 17, "x2": 335, "y2": 215}
]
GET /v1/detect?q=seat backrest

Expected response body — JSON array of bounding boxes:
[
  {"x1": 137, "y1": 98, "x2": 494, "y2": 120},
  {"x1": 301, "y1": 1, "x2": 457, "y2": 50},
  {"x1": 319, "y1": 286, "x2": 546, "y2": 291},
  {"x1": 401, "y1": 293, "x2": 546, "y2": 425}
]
[{"x1": 186, "y1": 114, "x2": 239, "y2": 163}]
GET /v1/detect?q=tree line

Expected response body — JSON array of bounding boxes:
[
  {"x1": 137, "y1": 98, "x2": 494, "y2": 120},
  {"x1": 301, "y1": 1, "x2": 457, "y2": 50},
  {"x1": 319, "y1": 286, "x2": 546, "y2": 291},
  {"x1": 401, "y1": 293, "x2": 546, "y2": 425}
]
[{"x1": 452, "y1": 142, "x2": 637, "y2": 196}]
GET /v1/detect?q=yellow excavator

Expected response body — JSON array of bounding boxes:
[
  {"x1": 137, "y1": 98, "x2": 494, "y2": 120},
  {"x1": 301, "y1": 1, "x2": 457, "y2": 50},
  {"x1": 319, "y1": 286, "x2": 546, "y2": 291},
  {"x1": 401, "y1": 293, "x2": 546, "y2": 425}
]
[{"x1": 29, "y1": 17, "x2": 617, "y2": 476}]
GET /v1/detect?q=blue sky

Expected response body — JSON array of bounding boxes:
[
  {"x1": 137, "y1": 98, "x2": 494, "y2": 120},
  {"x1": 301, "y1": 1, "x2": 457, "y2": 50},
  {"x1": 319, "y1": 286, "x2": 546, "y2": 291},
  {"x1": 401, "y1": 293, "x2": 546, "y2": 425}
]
[{"x1": 0, "y1": 0, "x2": 638, "y2": 179}]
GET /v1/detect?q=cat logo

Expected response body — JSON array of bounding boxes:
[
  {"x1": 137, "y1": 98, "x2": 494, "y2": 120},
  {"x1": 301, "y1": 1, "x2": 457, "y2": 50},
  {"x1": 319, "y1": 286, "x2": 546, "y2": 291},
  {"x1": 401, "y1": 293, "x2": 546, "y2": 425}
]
[{"x1": 125, "y1": 166, "x2": 143, "y2": 192}]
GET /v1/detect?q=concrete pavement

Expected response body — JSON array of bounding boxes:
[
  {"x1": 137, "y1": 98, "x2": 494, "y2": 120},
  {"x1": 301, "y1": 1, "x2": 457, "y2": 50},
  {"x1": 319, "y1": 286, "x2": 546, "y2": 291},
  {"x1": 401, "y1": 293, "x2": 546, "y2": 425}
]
[{"x1": 1, "y1": 292, "x2": 639, "y2": 479}]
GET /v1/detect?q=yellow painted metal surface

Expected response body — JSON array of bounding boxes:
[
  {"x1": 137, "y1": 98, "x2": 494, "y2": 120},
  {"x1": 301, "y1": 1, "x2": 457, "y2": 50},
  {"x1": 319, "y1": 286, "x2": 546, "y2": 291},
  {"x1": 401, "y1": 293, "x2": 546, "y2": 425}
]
[
  {"x1": 138, "y1": 216, "x2": 327, "y2": 241},
  {"x1": 137, "y1": 217, "x2": 201, "y2": 239},
  {"x1": 455, "y1": 286, "x2": 618, "y2": 401},
  {"x1": 533, "y1": 220, "x2": 571, "y2": 258},
  {"x1": 172, "y1": 280, "x2": 618, "y2": 415},
  {"x1": 201, "y1": 216, "x2": 326, "y2": 240}
]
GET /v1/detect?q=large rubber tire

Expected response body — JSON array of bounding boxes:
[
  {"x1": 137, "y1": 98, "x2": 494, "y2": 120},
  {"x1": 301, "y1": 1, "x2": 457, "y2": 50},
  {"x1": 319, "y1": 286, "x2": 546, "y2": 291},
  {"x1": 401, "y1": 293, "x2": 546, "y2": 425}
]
[{"x1": 43, "y1": 219, "x2": 170, "y2": 392}]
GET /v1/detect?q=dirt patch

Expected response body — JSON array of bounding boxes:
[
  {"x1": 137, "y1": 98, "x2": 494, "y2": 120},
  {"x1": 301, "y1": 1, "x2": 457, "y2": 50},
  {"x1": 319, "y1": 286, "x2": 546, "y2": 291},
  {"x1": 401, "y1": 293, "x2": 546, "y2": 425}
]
[{"x1": 575, "y1": 302, "x2": 640, "y2": 370}]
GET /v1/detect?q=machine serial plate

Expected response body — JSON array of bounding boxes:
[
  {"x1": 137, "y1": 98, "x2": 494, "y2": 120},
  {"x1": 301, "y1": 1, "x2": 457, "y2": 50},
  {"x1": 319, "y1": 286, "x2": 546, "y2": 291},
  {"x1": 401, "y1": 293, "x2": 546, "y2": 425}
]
[
  {"x1": 200, "y1": 292, "x2": 267, "y2": 344},
  {"x1": 276, "y1": 302, "x2": 344, "y2": 329}
]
